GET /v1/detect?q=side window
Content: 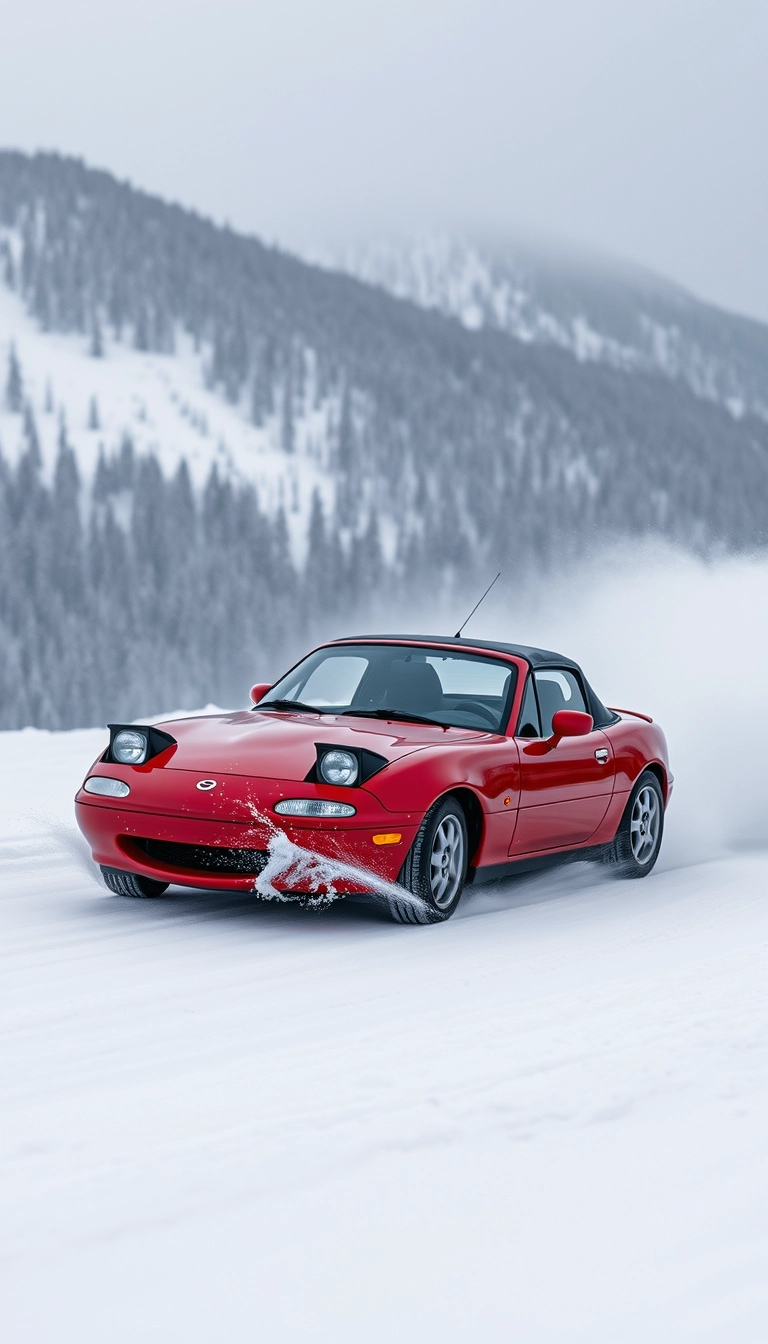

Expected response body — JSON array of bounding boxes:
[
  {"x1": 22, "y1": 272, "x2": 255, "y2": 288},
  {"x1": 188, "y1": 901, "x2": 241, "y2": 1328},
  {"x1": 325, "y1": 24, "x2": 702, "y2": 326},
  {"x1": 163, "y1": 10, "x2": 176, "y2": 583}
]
[
  {"x1": 516, "y1": 675, "x2": 541, "y2": 738},
  {"x1": 534, "y1": 669, "x2": 587, "y2": 737}
]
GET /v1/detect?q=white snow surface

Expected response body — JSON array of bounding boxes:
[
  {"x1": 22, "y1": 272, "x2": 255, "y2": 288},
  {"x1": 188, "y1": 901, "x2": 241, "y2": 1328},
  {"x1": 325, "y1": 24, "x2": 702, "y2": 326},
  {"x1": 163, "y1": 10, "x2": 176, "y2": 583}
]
[{"x1": 3, "y1": 552, "x2": 768, "y2": 1342}]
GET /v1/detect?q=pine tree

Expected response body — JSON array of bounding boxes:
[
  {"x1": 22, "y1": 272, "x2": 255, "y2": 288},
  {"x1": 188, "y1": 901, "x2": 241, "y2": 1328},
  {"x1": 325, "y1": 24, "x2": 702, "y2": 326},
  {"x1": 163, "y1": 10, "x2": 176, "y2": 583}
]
[
  {"x1": 281, "y1": 364, "x2": 295, "y2": 453},
  {"x1": 251, "y1": 338, "x2": 276, "y2": 425},
  {"x1": 134, "y1": 305, "x2": 149, "y2": 351},
  {"x1": 50, "y1": 418, "x2": 85, "y2": 610},
  {"x1": 22, "y1": 403, "x2": 41, "y2": 466},
  {"x1": 1, "y1": 241, "x2": 15, "y2": 288},
  {"x1": 337, "y1": 382, "x2": 355, "y2": 472},
  {"x1": 306, "y1": 489, "x2": 327, "y2": 571},
  {"x1": 108, "y1": 275, "x2": 124, "y2": 340},
  {"x1": 5, "y1": 344, "x2": 23, "y2": 412},
  {"x1": 88, "y1": 396, "x2": 100, "y2": 430},
  {"x1": 90, "y1": 311, "x2": 104, "y2": 358},
  {"x1": 225, "y1": 309, "x2": 248, "y2": 401},
  {"x1": 132, "y1": 453, "x2": 169, "y2": 589},
  {"x1": 116, "y1": 433, "x2": 135, "y2": 488},
  {"x1": 93, "y1": 445, "x2": 109, "y2": 502}
]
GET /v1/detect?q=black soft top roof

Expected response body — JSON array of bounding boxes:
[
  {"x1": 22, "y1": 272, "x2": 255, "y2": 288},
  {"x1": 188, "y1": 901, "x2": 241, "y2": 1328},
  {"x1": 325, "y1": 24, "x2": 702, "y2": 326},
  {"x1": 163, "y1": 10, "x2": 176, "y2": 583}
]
[
  {"x1": 333, "y1": 633, "x2": 580, "y2": 670},
  {"x1": 330, "y1": 634, "x2": 616, "y2": 728}
]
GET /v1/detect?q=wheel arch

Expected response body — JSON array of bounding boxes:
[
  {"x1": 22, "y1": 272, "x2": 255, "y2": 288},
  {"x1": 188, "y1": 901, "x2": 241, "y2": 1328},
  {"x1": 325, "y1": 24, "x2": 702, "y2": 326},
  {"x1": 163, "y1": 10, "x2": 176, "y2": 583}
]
[
  {"x1": 643, "y1": 761, "x2": 668, "y2": 803},
  {"x1": 609, "y1": 763, "x2": 668, "y2": 847},
  {"x1": 444, "y1": 787, "x2": 484, "y2": 863}
]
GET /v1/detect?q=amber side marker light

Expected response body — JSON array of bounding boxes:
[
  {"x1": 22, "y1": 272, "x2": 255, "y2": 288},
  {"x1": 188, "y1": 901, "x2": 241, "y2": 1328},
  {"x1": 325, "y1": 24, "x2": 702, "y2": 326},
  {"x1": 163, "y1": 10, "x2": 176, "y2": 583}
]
[{"x1": 372, "y1": 833, "x2": 402, "y2": 846}]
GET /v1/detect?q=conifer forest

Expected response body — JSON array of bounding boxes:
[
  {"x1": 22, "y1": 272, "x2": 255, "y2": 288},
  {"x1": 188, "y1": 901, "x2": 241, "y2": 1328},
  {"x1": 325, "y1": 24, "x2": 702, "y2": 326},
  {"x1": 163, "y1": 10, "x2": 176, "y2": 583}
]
[{"x1": 1, "y1": 151, "x2": 767, "y2": 728}]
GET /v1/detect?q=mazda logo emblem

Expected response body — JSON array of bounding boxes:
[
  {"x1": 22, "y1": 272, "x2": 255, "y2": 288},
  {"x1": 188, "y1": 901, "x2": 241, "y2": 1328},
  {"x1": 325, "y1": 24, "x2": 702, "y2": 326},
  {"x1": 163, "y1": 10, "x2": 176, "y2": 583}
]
[{"x1": 196, "y1": 779, "x2": 217, "y2": 791}]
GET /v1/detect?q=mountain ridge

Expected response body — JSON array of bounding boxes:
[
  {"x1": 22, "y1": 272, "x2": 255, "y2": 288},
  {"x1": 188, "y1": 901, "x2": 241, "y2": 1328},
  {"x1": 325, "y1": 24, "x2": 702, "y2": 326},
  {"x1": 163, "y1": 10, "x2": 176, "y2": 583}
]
[
  {"x1": 2, "y1": 150, "x2": 767, "y2": 562},
  {"x1": 317, "y1": 232, "x2": 768, "y2": 419},
  {"x1": 1, "y1": 150, "x2": 767, "y2": 727}
]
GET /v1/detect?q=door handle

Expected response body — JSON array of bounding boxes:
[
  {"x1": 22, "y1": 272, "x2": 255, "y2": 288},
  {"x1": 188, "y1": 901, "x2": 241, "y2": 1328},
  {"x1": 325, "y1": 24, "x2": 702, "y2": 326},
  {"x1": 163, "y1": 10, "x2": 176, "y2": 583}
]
[{"x1": 595, "y1": 748, "x2": 609, "y2": 764}]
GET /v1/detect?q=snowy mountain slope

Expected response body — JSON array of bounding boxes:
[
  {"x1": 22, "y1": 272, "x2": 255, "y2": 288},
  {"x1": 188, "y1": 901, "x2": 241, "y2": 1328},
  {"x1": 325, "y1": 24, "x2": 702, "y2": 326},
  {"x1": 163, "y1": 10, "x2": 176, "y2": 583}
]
[
  {"x1": 2, "y1": 151, "x2": 768, "y2": 730},
  {"x1": 322, "y1": 233, "x2": 768, "y2": 418},
  {"x1": 0, "y1": 281, "x2": 339, "y2": 562},
  {"x1": 3, "y1": 554, "x2": 767, "y2": 1342},
  {"x1": 2, "y1": 148, "x2": 768, "y2": 573}
]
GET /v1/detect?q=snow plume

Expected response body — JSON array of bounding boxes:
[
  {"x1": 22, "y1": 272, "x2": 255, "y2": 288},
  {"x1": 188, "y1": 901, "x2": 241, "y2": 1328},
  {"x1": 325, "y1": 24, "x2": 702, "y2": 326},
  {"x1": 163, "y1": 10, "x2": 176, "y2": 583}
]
[
  {"x1": 470, "y1": 544, "x2": 768, "y2": 867},
  {"x1": 244, "y1": 802, "x2": 425, "y2": 914}
]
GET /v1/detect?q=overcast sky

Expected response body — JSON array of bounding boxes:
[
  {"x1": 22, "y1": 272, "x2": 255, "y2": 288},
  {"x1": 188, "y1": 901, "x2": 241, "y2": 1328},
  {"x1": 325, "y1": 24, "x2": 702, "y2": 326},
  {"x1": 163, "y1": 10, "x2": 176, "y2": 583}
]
[{"x1": 2, "y1": 0, "x2": 766, "y2": 321}]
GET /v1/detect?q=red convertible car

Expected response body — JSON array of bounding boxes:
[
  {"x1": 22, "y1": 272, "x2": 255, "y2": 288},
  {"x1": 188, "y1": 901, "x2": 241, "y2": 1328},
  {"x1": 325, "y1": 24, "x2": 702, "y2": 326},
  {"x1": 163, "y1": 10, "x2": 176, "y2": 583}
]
[{"x1": 75, "y1": 635, "x2": 671, "y2": 923}]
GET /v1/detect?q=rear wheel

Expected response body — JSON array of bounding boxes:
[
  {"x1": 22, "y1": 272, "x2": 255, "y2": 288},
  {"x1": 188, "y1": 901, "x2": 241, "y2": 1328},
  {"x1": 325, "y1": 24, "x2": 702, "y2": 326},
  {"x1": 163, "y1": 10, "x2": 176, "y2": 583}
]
[
  {"x1": 386, "y1": 796, "x2": 468, "y2": 924},
  {"x1": 100, "y1": 866, "x2": 170, "y2": 898},
  {"x1": 603, "y1": 771, "x2": 664, "y2": 878}
]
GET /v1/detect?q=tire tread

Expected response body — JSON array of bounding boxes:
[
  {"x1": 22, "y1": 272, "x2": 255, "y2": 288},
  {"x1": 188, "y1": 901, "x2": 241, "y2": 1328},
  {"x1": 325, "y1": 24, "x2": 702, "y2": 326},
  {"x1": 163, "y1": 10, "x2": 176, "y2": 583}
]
[
  {"x1": 100, "y1": 866, "x2": 169, "y2": 898},
  {"x1": 385, "y1": 796, "x2": 468, "y2": 924},
  {"x1": 603, "y1": 770, "x2": 664, "y2": 879}
]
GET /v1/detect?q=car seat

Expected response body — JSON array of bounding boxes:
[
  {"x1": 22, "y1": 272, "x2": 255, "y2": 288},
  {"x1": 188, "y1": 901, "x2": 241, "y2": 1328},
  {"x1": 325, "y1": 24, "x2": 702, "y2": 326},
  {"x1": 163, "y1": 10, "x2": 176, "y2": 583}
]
[{"x1": 385, "y1": 660, "x2": 444, "y2": 714}]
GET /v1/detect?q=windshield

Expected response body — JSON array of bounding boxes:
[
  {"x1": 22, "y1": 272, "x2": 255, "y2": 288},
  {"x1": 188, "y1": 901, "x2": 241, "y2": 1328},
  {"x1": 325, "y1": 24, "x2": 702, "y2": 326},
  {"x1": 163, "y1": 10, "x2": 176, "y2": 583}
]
[{"x1": 261, "y1": 643, "x2": 517, "y2": 732}]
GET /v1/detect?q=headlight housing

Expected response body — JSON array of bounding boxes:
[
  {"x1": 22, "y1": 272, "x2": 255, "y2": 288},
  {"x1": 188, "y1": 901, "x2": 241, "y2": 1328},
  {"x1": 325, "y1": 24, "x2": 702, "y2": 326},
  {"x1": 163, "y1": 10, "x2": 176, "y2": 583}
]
[
  {"x1": 319, "y1": 749, "x2": 359, "y2": 786},
  {"x1": 308, "y1": 743, "x2": 389, "y2": 787},
  {"x1": 106, "y1": 723, "x2": 177, "y2": 765},
  {"x1": 274, "y1": 799, "x2": 356, "y2": 818},
  {"x1": 112, "y1": 730, "x2": 148, "y2": 764}
]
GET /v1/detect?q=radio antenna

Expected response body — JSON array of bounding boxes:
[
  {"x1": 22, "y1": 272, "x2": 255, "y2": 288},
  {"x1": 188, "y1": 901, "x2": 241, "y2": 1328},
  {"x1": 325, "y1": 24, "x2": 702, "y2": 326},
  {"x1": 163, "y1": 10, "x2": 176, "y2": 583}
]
[{"x1": 454, "y1": 572, "x2": 501, "y2": 639}]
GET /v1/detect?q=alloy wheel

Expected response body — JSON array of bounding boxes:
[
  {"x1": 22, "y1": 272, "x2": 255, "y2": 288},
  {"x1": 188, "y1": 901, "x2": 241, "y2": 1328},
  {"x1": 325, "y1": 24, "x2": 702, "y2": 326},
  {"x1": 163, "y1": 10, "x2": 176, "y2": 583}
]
[
  {"x1": 429, "y1": 815, "x2": 465, "y2": 908},
  {"x1": 630, "y1": 785, "x2": 660, "y2": 864}
]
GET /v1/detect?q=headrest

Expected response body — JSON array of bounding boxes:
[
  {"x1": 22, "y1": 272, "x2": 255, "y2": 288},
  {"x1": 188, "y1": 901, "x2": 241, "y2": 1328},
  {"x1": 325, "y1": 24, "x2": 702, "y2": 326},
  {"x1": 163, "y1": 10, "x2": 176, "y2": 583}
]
[{"x1": 385, "y1": 660, "x2": 444, "y2": 713}]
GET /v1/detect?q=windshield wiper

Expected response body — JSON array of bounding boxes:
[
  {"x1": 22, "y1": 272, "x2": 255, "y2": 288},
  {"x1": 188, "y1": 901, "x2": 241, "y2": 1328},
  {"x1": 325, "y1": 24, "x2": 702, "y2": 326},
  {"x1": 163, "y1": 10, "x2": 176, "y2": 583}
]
[
  {"x1": 258, "y1": 699, "x2": 329, "y2": 714},
  {"x1": 341, "y1": 707, "x2": 447, "y2": 729}
]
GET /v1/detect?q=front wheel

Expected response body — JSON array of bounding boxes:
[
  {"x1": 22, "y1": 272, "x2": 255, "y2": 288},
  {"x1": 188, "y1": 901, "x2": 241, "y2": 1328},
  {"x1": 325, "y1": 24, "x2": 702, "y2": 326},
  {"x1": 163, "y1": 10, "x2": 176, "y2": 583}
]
[
  {"x1": 101, "y1": 866, "x2": 170, "y2": 898},
  {"x1": 603, "y1": 771, "x2": 664, "y2": 878},
  {"x1": 386, "y1": 796, "x2": 468, "y2": 924}
]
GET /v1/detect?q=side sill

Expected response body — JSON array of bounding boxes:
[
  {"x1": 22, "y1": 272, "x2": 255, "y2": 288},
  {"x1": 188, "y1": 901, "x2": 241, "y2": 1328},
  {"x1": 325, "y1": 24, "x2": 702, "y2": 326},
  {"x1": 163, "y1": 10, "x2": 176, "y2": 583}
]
[{"x1": 467, "y1": 844, "x2": 606, "y2": 886}]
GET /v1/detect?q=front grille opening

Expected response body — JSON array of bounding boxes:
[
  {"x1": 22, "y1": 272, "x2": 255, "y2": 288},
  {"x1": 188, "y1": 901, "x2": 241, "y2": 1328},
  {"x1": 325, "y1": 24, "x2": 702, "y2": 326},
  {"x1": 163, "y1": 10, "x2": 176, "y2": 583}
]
[{"x1": 134, "y1": 838, "x2": 269, "y2": 875}]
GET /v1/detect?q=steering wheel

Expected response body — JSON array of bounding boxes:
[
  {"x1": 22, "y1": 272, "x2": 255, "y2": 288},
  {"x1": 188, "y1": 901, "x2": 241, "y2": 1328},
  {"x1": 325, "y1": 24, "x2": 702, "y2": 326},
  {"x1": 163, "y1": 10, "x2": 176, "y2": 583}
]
[{"x1": 454, "y1": 699, "x2": 498, "y2": 727}]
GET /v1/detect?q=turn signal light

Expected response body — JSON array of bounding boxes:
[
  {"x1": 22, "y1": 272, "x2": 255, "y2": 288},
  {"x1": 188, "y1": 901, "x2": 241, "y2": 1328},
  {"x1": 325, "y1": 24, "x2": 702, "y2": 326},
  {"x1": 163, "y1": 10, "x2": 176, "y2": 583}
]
[
  {"x1": 84, "y1": 776, "x2": 131, "y2": 798},
  {"x1": 275, "y1": 799, "x2": 356, "y2": 818},
  {"x1": 372, "y1": 833, "x2": 402, "y2": 846}
]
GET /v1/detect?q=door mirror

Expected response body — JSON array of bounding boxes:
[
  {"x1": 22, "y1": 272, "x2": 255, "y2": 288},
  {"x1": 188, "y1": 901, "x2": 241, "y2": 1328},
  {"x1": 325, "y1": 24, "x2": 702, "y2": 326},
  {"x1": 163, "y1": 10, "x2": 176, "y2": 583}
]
[
  {"x1": 551, "y1": 709, "x2": 593, "y2": 738},
  {"x1": 250, "y1": 682, "x2": 272, "y2": 705}
]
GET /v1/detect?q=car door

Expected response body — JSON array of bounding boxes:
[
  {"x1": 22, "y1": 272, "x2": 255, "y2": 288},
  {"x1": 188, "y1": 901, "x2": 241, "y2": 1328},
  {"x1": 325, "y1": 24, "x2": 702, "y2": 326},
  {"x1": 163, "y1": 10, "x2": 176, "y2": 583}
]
[{"x1": 509, "y1": 668, "x2": 615, "y2": 855}]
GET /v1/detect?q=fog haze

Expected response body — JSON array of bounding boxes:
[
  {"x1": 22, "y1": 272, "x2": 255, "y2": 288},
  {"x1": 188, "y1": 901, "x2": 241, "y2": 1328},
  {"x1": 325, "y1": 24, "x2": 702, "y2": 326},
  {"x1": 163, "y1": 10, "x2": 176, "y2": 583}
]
[{"x1": 1, "y1": 0, "x2": 766, "y2": 319}]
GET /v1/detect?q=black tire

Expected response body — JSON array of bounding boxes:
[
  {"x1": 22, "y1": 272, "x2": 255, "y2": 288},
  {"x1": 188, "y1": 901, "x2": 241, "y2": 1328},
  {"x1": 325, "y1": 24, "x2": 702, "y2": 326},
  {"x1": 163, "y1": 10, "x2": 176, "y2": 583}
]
[
  {"x1": 386, "y1": 796, "x2": 468, "y2": 924},
  {"x1": 100, "y1": 866, "x2": 170, "y2": 898},
  {"x1": 602, "y1": 770, "x2": 664, "y2": 878}
]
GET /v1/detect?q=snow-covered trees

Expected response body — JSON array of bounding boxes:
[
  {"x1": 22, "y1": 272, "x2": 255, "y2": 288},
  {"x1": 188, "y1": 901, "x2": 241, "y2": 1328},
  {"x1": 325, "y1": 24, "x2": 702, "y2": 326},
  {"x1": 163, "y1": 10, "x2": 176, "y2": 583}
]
[
  {"x1": 1, "y1": 152, "x2": 767, "y2": 729},
  {"x1": 0, "y1": 435, "x2": 388, "y2": 729},
  {"x1": 1, "y1": 149, "x2": 766, "y2": 577}
]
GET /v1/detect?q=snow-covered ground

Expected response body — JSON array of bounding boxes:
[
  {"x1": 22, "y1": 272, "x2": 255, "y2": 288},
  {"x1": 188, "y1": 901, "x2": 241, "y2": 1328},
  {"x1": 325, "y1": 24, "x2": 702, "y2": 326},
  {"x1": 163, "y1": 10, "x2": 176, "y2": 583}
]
[{"x1": 3, "y1": 554, "x2": 768, "y2": 1342}]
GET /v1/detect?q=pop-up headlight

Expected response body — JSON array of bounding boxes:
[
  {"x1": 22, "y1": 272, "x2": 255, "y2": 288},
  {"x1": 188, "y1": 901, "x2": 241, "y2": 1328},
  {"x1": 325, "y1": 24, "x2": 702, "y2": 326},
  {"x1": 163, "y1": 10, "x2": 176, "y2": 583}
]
[
  {"x1": 106, "y1": 724, "x2": 176, "y2": 766},
  {"x1": 112, "y1": 730, "x2": 148, "y2": 764},
  {"x1": 305, "y1": 743, "x2": 389, "y2": 787},
  {"x1": 319, "y1": 749, "x2": 359, "y2": 786}
]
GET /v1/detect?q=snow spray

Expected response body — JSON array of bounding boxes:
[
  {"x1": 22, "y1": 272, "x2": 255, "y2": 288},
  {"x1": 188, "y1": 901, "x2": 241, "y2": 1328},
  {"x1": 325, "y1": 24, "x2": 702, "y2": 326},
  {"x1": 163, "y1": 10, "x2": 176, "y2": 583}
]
[{"x1": 243, "y1": 801, "x2": 427, "y2": 914}]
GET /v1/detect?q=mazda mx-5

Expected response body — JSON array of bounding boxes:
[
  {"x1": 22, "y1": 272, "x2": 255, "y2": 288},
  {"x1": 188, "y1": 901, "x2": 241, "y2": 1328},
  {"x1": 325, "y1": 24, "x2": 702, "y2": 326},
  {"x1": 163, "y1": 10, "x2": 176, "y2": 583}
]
[{"x1": 75, "y1": 635, "x2": 671, "y2": 923}]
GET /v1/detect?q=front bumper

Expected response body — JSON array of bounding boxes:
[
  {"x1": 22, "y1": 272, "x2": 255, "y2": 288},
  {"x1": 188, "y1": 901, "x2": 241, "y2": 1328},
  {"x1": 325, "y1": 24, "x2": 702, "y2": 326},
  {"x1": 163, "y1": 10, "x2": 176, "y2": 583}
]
[{"x1": 75, "y1": 798, "x2": 419, "y2": 893}]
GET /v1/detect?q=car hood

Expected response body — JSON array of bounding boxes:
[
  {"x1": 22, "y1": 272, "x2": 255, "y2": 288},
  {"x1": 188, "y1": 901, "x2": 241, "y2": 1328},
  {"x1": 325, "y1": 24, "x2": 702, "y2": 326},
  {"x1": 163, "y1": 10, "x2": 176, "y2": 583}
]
[{"x1": 155, "y1": 709, "x2": 489, "y2": 781}]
